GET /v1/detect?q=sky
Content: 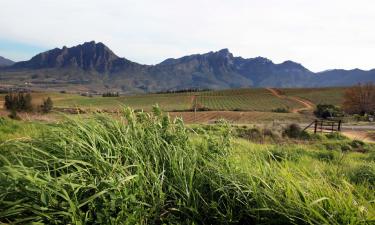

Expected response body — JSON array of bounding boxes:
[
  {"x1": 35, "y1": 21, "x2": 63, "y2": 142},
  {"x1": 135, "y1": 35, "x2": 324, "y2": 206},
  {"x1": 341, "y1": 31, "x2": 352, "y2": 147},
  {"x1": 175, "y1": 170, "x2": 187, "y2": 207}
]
[{"x1": 0, "y1": 0, "x2": 374, "y2": 72}]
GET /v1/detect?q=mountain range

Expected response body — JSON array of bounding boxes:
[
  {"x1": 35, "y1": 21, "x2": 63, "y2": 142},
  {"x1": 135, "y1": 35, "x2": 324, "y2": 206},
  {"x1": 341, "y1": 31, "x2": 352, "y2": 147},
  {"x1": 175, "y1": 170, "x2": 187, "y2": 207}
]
[
  {"x1": 0, "y1": 41, "x2": 374, "y2": 93},
  {"x1": 0, "y1": 56, "x2": 14, "y2": 67}
]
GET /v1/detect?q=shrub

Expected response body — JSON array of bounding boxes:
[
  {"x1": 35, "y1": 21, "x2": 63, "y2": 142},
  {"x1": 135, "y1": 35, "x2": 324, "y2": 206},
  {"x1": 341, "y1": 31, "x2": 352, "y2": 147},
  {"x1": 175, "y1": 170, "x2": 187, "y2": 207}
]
[
  {"x1": 272, "y1": 107, "x2": 289, "y2": 113},
  {"x1": 40, "y1": 97, "x2": 53, "y2": 113},
  {"x1": 282, "y1": 123, "x2": 307, "y2": 139},
  {"x1": 350, "y1": 165, "x2": 375, "y2": 186},
  {"x1": 314, "y1": 151, "x2": 336, "y2": 162},
  {"x1": 314, "y1": 104, "x2": 343, "y2": 119},
  {"x1": 8, "y1": 109, "x2": 21, "y2": 120},
  {"x1": 340, "y1": 145, "x2": 352, "y2": 152},
  {"x1": 102, "y1": 92, "x2": 119, "y2": 97},
  {"x1": 349, "y1": 140, "x2": 365, "y2": 148}
]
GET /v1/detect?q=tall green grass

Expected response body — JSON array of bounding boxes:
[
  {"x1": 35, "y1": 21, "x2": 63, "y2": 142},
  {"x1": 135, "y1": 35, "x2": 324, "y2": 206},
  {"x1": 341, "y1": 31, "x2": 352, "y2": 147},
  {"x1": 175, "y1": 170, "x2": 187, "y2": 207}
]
[{"x1": 0, "y1": 108, "x2": 374, "y2": 224}]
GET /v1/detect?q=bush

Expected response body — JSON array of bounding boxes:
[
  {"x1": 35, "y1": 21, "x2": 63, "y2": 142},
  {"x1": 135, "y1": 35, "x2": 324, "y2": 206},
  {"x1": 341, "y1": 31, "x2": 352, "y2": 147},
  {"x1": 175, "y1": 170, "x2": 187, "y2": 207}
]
[
  {"x1": 282, "y1": 123, "x2": 308, "y2": 139},
  {"x1": 234, "y1": 127, "x2": 277, "y2": 142},
  {"x1": 102, "y1": 92, "x2": 119, "y2": 97},
  {"x1": 314, "y1": 151, "x2": 337, "y2": 162},
  {"x1": 272, "y1": 107, "x2": 289, "y2": 113},
  {"x1": 40, "y1": 97, "x2": 53, "y2": 113},
  {"x1": 314, "y1": 104, "x2": 343, "y2": 119},
  {"x1": 8, "y1": 109, "x2": 21, "y2": 120},
  {"x1": 349, "y1": 140, "x2": 365, "y2": 148},
  {"x1": 350, "y1": 165, "x2": 375, "y2": 186}
]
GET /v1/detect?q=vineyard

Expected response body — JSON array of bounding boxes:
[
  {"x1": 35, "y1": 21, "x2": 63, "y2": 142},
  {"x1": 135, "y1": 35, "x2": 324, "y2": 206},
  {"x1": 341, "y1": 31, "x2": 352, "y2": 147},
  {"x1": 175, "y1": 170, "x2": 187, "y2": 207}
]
[
  {"x1": 0, "y1": 87, "x2": 347, "y2": 114},
  {"x1": 196, "y1": 88, "x2": 304, "y2": 111},
  {"x1": 281, "y1": 87, "x2": 346, "y2": 106}
]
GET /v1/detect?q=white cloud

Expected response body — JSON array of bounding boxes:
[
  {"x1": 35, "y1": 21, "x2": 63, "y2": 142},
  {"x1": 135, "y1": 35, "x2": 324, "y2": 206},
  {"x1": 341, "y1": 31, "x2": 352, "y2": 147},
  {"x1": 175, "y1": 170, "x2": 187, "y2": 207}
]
[{"x1": 0, "y1": 0, "x2": 374, "y2": 71}]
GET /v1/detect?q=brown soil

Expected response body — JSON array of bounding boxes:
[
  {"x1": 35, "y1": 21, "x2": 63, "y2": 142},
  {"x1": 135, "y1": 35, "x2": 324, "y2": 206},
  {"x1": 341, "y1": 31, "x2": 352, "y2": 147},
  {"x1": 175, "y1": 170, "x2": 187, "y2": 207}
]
[{"x1": 342, "y1": 131, "x2": 375, "y2": 143}]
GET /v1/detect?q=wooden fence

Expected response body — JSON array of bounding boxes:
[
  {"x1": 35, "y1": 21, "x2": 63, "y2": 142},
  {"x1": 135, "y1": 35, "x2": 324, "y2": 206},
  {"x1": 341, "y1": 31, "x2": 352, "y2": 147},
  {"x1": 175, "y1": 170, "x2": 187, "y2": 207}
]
[{"x1": 303, "y1": 120, "x2": 342, "y2": 133}]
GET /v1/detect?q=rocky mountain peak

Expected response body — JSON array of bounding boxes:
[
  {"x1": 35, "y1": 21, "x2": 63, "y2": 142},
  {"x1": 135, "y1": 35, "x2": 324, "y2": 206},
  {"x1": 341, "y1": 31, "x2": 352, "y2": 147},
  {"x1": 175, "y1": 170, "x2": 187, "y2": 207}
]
[{"x1": 10, "y1": 41, "x2": 136, "y2": 73}]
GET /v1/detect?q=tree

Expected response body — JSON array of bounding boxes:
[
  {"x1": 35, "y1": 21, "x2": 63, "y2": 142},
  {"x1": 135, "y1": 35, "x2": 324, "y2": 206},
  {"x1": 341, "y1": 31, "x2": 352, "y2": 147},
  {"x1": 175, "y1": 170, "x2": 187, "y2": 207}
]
[
  {"x1": 314, "y1": 104, "x2": 343, "y2": 119},
  {"x1": 342, "y1": 83, "x2": 375, "y2": 115},
  {"x1": 4, "y1": 92, "x2": 33, "y2": 112},
  {"x1": 40, "y1": 97, "x2": 53, "y2": 113}
]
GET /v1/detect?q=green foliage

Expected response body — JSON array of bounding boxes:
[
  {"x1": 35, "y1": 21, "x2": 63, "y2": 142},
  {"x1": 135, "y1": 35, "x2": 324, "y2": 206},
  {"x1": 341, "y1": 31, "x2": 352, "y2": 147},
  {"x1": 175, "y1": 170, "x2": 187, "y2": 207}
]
[
  {"x1": 314, "y1": 104, "x2": 343, "y2": 119},
  {"x1": 40, "y1": 97, "x2": 54, "y2": 113},
  {"x1": 234, "y1": 126, "x2": 279, "y2": 143},
  {"x1": 4, "y1": 92, "x2": 33, "y2": 112},
  {"x1": 349, "y1": 165, "x2": 375, "y2": 186},
  {"x1": 350, "y1": 139, "x2": 365, "y2": 148},
  {"x1": 282, "y1": 123, "x2": 308, "y2": 139},
  {"x1": 102, "y1": 92, "x2": 119, "y2": 97},
  {"x1": 0, "y1": 110, "x2": 374, "y2": 224},
  {"x1": 197, "y1": 88, "x2": 302, "y2": 111},
  {"x1": 314, "y1": 150, "x2": 337, "y2": 162},
  {"x1": 326, "y1": 132, "x2": 348, "y2": 140},
  {"x1": 272, "y1": 107, "x2": 290, "y2": 113},
  {"x1": 268, "y1": 146, "x2": 303, "y2": 162}
]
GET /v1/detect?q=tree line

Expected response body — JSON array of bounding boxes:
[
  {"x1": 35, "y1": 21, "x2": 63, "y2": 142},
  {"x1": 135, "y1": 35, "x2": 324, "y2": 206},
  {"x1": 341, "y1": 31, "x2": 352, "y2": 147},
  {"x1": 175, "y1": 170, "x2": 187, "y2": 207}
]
[
  {"x1": 314, "y1": 82, "x2": 375, "y2": 120},
  {"x1": 3, "y1": 92, "x2": 53, "y2": 119},
  {"x1": 102, "y1": 92, "x2": 119, "y2": 97}
]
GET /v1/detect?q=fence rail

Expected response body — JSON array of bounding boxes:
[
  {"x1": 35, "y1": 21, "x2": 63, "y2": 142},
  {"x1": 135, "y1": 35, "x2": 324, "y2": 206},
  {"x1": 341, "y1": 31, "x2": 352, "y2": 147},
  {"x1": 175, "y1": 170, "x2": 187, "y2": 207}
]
[{"x1": 303, "y1": 120, "x2": 342, "y2": 133}]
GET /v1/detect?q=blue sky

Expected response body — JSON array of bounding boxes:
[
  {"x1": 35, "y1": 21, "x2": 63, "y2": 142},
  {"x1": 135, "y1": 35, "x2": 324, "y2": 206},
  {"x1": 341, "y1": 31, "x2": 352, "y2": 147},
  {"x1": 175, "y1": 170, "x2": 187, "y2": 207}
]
[
  {"x1": 0, "y1": 39, "x2": 47, "y2": 62},
  {"x1": 0, "y1": 0, "x2": 374, "y2": 72}
]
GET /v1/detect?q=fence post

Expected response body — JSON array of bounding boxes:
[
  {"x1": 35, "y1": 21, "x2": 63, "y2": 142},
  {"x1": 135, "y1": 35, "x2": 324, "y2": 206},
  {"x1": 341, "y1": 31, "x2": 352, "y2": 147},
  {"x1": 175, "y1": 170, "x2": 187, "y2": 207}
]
[
  {"x1": 314, "y1": 120, "x2": 317, "y2": 133},
  {"x1": 338, "y1": 120, "x2": 342, "y2": 131}
]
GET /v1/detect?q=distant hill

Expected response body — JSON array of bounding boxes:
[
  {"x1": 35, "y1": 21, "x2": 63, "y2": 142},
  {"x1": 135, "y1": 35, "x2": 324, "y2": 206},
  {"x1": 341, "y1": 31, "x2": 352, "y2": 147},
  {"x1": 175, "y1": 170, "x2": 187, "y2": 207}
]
[
  {"x1": 0, "y1": 56, "x2": 15, "y2": 67},
  {"x1": 0, "y1": 41, "x2": 374, "y2": 93}
]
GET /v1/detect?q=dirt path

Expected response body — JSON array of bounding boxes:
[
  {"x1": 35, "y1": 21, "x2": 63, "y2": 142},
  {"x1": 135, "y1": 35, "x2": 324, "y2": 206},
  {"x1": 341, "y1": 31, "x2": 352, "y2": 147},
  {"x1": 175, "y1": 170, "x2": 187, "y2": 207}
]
[
  {"x1": 341, "y1": 130, "x2": 375, "y2": 143},
  {"x1": 266, "y1": 88, "x2": 315, "y2": 113},
  {"x1": 190, "y1": 95, "x2": 197, "y2": 109}
]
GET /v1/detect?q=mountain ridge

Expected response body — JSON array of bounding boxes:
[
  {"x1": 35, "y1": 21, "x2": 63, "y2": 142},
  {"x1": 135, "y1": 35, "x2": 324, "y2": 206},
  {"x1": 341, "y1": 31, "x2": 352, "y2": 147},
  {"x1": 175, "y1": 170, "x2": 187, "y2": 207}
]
[
  {"x1": 0, "y1": 56, "x2": 15, "y2": 67},
  {"x1": 0, "y1": 41, "x2": 374, "y2": 93}
]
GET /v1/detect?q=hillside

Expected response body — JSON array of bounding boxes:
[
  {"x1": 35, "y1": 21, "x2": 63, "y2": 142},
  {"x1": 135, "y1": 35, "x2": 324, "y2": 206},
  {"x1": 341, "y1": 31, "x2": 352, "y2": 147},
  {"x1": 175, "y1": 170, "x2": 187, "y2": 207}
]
[
  {"x1": 0, "y1": 41, "x2": 374, "y2": 93},
  {"x1": 0, "y1": 56, "x2": 14, "y2": 67}
]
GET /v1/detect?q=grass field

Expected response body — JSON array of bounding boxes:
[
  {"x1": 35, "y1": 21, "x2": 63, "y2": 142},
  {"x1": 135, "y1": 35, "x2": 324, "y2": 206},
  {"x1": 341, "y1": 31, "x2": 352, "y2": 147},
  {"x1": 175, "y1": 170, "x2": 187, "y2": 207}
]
[{"x1": 0, "y1": 110, "x2": 374, "y2": 224}]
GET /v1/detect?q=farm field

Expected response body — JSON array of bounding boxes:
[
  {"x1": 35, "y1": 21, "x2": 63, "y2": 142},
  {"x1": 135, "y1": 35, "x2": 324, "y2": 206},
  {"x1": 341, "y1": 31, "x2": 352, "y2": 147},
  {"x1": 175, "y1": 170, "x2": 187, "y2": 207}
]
[
  {"x1": 196, "y1": 88, "x2": 304, "y2": 111},
  {"x1": 281, "y1": 87, "x2": 346, "y2": 106},
  {"x1": 0, "y1": 110, "x2": 374, "y2": 224},
  {"x1": 1, "y1": 87, "x2": 346, "y2": 113},
  {"x1": 169, "y1": 110, "x2": 313, "y2": 124}
]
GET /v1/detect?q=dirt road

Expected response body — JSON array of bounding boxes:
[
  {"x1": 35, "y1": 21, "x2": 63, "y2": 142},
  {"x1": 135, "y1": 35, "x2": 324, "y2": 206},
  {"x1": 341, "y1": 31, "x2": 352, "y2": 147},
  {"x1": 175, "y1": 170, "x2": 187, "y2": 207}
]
[
  {"x1": 341, "y1": 130, "x2": 375, "y2": 143},
  {"x1": 266, "y1": 88, "x2": 314, "y2": 113}
]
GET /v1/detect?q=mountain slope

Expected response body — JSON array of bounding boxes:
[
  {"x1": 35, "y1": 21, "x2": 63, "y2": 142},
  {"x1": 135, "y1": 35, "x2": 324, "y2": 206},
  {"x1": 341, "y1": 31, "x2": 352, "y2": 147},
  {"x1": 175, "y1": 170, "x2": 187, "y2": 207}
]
[
  {"x1": 0, "y1": 56, "x2": 15, "y2": 67},
  {"x1": 0, "y1": 41, "x2": 374, "y2": 93},
  {"x1": 11, "y1": 41, "x2": 142, "y2": 73}
]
